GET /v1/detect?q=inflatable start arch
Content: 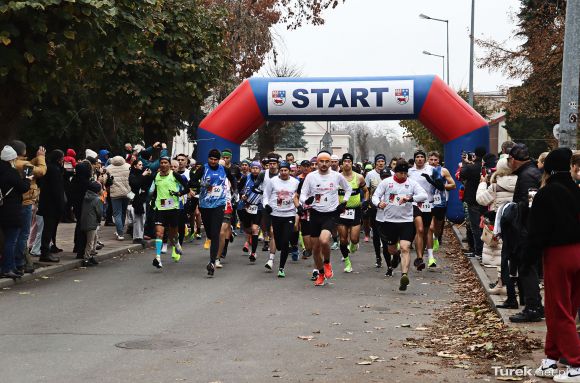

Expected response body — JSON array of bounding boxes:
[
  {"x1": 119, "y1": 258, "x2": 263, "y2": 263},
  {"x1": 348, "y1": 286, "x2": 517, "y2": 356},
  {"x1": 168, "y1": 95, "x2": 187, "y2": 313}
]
[{"x1": 197, "y1": 75, "x2": 489, "y2": 222}]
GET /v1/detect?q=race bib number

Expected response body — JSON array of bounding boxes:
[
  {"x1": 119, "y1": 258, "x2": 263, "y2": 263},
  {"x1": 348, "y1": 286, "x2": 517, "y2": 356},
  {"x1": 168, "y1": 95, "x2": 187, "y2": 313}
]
[
  {"x1": 209, "y1": 185, "x2": 223, "y2": 198},
  {"x1": 277, "y1": 196, "x2": 292, "y2": 207},
  {"x1": 245, "y1": 204, "x2": 258, "y2": 214},
  {"x1": 340, "y1": 208, "x2": 355, "y2": 220},
  {"x1": 314, "y1": 194, "x2": 328, "y2": 206},
  {"x1": 161, "y1": 198, "x2": 176, "y2": 209},
  {"x1": 418, "y1": 201, "x2": 432, "y2": 212},
  {"x1": 433, "y1": 193, "x2": 442, "y2": 205}
]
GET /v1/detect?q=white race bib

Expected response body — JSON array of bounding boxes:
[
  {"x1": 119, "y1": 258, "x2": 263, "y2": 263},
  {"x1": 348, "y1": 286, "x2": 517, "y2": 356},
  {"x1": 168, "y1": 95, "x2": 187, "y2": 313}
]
[
  {"x1": 340, "y1": 208, "x2": 355, "y2": 220},
  {"x1": 161, "y1": 198, "x2": 176, "y2": 209},
  {"x1": 245, "y1": 204, "x2": 258, "y2": 215},
  {"x1": 418, "y1": 201, "x2": 432, "y2": 212},
  {"x1": 433, "y1": 193, "x2": 442, "y2": 205},
  {"x1": 209, "y1": 185, "x2": 223, "y2": 198}
]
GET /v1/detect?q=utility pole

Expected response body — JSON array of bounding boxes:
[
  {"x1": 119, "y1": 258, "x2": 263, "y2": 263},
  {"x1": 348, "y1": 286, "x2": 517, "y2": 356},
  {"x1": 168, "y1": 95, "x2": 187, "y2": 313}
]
[
  {"x1": 468, "y1": 0, "x2": 475, "y2": 106},
  {"x1": 558, "y1": 0, "x2": 580, "y2": 149}
]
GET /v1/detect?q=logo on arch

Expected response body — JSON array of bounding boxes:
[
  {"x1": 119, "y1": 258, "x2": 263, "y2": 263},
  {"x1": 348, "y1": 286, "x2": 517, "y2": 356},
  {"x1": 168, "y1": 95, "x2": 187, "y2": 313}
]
[
  {"x1": 271, "y1": 90, "x2": 286, "y2": 106},
  {"x1": 395, "y1": 89, "x2": 409, "y2": 105}
]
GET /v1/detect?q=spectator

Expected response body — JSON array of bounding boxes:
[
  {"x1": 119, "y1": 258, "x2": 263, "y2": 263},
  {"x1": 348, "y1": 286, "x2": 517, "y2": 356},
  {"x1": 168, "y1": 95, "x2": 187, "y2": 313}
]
[
  {"x1": 69, "y1": 161, "x2": 93, "y2": 259},
  {"x1": 529, "y1": 148, "x2": 580, "y2": 380},
  {"x1": 129, "y1": 160, "x2": 152, "y2": 245},
  {"x1": 285, "y1": 153, "x2": 295, "y2": 164},
  {"x1": 10, "y1": 140, "x2": 46, "y2": 274},
  {"x1": 138, "y1": 142, "x2": 168, "y2": 172},
  {"x1": 537, "y1": 151, "x2": 549, "y2": 170},
  {"x1": 507, "y1": 143, "x2": 543, "y2": 323},
  {"x1": 500, "y1": 140, "x2": 515, "y2": 159},
  {"x1": 80, "y1": 181, "x2": 103, "y2": 267},
  {"x1": 38, "y1": 149, "x2": 66, "y2": 263},
  {"x1": 106, "y1": 155, "x2": 131, "y2": 240},
  {"x1": 0, "y1": 145, "x2": 31, "y2": 279},
  {"x1": 62, "y1": 148, "x2": 77, "y2": 223},
  {"x1": 98, "y1": 149, "x2": 110, "y2": 166},
  {"x1": 571, "y1": 151, "x2": 580, "y2": 186},
  {"x1": 459, "y1": 146, "x2": 487, "y2": 259}
]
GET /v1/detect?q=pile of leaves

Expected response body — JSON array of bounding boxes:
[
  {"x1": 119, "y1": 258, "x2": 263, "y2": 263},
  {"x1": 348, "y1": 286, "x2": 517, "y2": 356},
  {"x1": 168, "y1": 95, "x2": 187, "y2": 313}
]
[{"x1": 409, "y1": 227, "x2": 542, "y2": 368}]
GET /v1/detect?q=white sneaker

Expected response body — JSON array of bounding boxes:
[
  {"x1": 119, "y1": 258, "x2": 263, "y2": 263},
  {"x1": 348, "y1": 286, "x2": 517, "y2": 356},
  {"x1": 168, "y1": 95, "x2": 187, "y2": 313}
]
[
  {"x1": 554, "y1": 367, "x2": 580, "y2": 382},
  {"x1": 161, "y1": 243, "x2": 168, "y2": 254},
  {"x1": 215, "y1": 259, "x2": 223, "y2": 268},
  {"x1": 265, "y1": 259, "x2": 273, "y2": 271},
  {"x1": 534, "y1": 358, "x2": 559, "y2": 378},
  {"x1": 115, "y1": 232, "x2": 124, "y2": 241}
]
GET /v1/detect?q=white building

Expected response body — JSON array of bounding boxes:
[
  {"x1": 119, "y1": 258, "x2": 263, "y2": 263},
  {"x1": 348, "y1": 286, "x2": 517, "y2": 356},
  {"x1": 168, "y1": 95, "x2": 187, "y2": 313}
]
[{"x1": 240, "y1": 121, "x2": 352, "y2": 161}]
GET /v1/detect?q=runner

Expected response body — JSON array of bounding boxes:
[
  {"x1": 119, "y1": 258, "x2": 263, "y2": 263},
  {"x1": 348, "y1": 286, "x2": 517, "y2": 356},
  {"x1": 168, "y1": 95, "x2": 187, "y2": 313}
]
[
  {"x1": 259, "y1": 155, "x2": 279, "y2": 255},
  {"x1": 189, "y1": 149, "x2": 236, "y2": 276},
  {"x1": 427, "y1": 151, "x2": 456, "y2": 263},
  {"x1": 337, "y1": 153, "x2": 368, "y2": 273},
  {"x1": 364, "y1": 154, "x2": 391, "y2": 268},
  {"x1": 237, "y1": 161, "x2": 263, "y2": 263},
  {"x1": 297, "y1": 160, "x2": 313, "y2": 261},
  {"x1": 215, "y1": 163, "x2": 235, "y2": 269},
  {"x1": 262, "y1": 161, "x2": 300, "y2": 277},
  {"x1": 150, "y1": 156, "x2": 189, "y2": 269},
  {"x1": 372, "y1": 159, "x2": 428, "y2": 290},
  {"x1": 408, "y1": 150, "x2": 435, "y2": 271},
  {"x1": 299, "y1": 151, "x2": 352, "y2": 286}
]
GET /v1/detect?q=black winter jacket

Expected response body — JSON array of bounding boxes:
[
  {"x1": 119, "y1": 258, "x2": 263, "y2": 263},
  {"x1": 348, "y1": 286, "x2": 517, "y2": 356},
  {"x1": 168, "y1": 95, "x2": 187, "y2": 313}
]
[
  {"x1": 0, "y1": 161, "x2": 31, "y2": 227},
  {"x1": 459, "y1": 160, "x2": 483, "y2": 205},
  {"x1": 38, "y1": 162, "x2": 65, "y2": 217},
  {"x1": 528, "y1": 173, "x2": 580, "y2": 252},
  {"x1": 512, "y1": 161, "x2": 541, "y2": 204},
  {"x1": 69, "y1": 161, "x2": 93, "y2": 212}
]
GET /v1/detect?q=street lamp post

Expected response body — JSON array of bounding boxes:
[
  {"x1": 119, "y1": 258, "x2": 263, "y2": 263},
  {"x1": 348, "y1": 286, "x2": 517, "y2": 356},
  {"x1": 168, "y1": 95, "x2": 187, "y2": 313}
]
[
  {"x1": 419, "y1": 13, "x2": 449, "y2": 85},
  {"x1": 422, "y1": 50, "x2": 445, "y2": 81}
]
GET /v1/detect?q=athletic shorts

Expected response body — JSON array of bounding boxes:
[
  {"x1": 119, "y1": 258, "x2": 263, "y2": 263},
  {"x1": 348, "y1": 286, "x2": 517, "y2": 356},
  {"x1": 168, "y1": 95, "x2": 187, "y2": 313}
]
[
  {"x1": 337, "y1": 207, "x2": 362, "y2": 227},
  {"x1": 154, "y1": 209, "x2": 180, "y2": 227},
  {"x1": 379, "y1": 221, "x2": 415, "y2": 245},
  {"x1": 309, "y1": 210, "x2": 337, "y2": 238},
  {"x1": 238, "y1": 209, "x2": 263, "y2": 228},
  {"x1": 300, "y1": 218, "x2": 312, "y2": 237},
  {"x1": 185, "y1": 197, "x2": 199, "y2": 214},
  {"x1": 431, "y1": 206, "x2": 447, "y2": 221},
  {"x1": 412, "y1": 205, "x2": 433, "y2": 229}
]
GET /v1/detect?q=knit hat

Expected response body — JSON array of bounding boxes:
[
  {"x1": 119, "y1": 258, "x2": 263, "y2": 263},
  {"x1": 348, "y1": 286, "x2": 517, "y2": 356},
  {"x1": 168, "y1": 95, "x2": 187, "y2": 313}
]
[
  {"x1": 330, "y1": 154, "x2": 339, "y2": 161},
  {"x1": 342, "y1": 153, "x2": 354, "y2": 162},
  {"x1": 279, "y1": 161, "x2": 291, "y2": 170},
  {"x1": 85, "y1": 149, "x2": 98, "y2": 159},
  {"x1": 374, "y1": 154, "x2": 386, "y2": 162},
  {"x1": 208, "y1": 149, "x2": 221, "y2": 159},
  {"x1": 544, "y1": 147, "x2": 573, "y2": 174},
  {"x1": 88, "y1": 181, "x2": 102, "y2": 194},
  {"x1": 250, "y1": 161, "x2": 262, "y2": 169},
  {"x1": 1, "y1": 145, "x2": 17, "y2": 161},
  {"x1": 364, "y1": 164, "x2": 373, "y2": 170}
]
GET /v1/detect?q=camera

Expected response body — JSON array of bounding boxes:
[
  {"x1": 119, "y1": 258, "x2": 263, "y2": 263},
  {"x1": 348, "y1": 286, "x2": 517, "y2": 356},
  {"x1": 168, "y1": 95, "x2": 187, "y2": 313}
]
[{"x1": 24, "y1": 165, "x2": 33, "y2": 177}]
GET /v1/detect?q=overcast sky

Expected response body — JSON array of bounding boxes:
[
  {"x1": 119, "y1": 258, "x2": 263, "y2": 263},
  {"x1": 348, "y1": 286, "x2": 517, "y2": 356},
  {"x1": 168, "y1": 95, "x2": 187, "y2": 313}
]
[{"x1": 269, "y1": 0, "x2": 522, "y2": 92}]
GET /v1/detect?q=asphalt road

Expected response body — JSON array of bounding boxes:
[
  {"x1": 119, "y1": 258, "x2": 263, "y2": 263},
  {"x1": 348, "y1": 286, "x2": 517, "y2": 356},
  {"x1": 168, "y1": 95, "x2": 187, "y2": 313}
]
[{"x1": 0, "y1": 235, "x2": 483, "y2": 383}]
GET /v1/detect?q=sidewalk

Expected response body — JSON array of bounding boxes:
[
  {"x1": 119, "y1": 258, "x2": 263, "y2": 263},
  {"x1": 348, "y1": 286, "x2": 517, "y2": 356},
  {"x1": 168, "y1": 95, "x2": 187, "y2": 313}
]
[
  {"x1": 451, "y1": 224, "x2": 547, "y2": 335},
  {"x1": 0, "y1": 223, "x2": 143, "y2": 289}
]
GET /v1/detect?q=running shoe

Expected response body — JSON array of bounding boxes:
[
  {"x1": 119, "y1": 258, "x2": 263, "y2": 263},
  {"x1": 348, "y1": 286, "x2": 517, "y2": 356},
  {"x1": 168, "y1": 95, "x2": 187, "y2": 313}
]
[
  {"x1": 414, "y1": 257, "x2": 426, "y2": 271},
  {"x1": 152, "y1": 257, "x2": 163, "y2": 269},
  {"x1": 364, "y1": 235, "x2": 369, "y2": 242},
  {"x1": 348, "y1": 242, "x2": 358, "y2": 254},
  {"x1": 375, "y1": 260, "x2": 382, "y2": 268},
  {"x1": 265, "y1": 259, "x2": 274, "y2": 271},
  {"x1": 215, "y1": 259, "x2": 223, "y2": 268},
  {"x1": 174, "y1": 240, "x2": 183, "y2": 255},
  {"x1": 278, "y1": 268, "x2": 285, "y2": 278},
  {"x1": 171, "y1": 247, "x2": 181, "y2": 262},
  {"x1": 385, "y1": 267, "x2": 393, "y2": 277},
  {"x1": 311, "y1": 269, "x2": 319, "y2": 281},
  {"x1": 262, "y1": 241, "x2": 269, "y2": 252},
  {"x1": 399, "y1": 274, "x2": 410, "y2": 291},
  {"x1": 161, "y1": 243, "x2": 168, "y2": 254},
  {"x1": 534, "y1": 359, "x2": 559, "y2": 378},
  {"x1": 203, "y1": 239, "x2": 211, "y2": 250},
  {"x1": 302, "y1": 250, "x2": 311, "y2": 259},
  {"x1": 249, "y1": 253, "x2": 256, "y2": 262},
  {"x1": 314, "y1": 273, "x2": 326, "y2": 286},
  {"x1": 195, "y1": 233, "x2": 202, "y2": 240},
  {"x1": 291, "y1": 248, "x2": 299, "y2": 262},
  {"x1": 330, "y1": 242, "x2": 339, "y2": 250},
  {"x1": 206, "y1": 262, "x2": 215, "y2": 276},
  {"x1": 323, "y1": 263, "x2": 333, "y2": 279},
  {"x1": 433, "y1": 238, "x2": 440, "y2": 252},
  {"x1": 391, "y1": 251, "x2": 401, "y2": 269},
  {"x1": 553, "y1": 367, "x2": 580, "y2": 382},
  {"x1": 428, "y1": 257, "x2": 437, "y2": 268},
  {"x1": 243, "y1": 242, "x2": 249, "y2": 253},
  {"x1": 344, "y1": 257, "x2": 352, "y2": 273}
]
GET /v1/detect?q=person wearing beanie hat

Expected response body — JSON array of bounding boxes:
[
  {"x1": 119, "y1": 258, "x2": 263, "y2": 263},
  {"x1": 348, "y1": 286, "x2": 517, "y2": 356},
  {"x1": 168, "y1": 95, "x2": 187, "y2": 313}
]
[
  {"x1": 189, "y1": 147, "x2": 236, "y2": 275},
  {"x1": 237, "y1": 158, "x2": 265, "y2": 261},
  {"x1": 240, "y1": 159, "x2": 251, "y2": 177},
  {"x1": 85, "y1": 149, "x2": 98, "y2": 160},
  {"x1": 0, "y1": 145, "x2": 32, "y2": 279},
  {"x1": 79, "y1": 180, "x2": 103, "y2": 267},
  {"x1": 330, "y1": 154, "x2": 340, "y2": 171},
  {"x1": 364, "y1": 152, "x2": 388, "y2": 265},
  {"x1": 372, "y1": 158, "x2": 428, "y2": 289},
  {"x1": 527, "y1": 148, "x2": 580, "y2": 378}
]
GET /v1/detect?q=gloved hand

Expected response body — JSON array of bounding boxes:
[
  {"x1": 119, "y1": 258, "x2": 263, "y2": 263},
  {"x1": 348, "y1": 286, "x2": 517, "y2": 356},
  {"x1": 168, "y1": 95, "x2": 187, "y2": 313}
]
[
  {"x1": 421, "y1": 173, "x2": 433, "y2": 183},
  {"x1": 305, "y1": 196, "x2": 315, "y2": 205},
  {"x1": 361, "y1": 200, "x2": 369, "y2": 210},
  {"x1": 265, "y1": 204, "x2": 273, "y2": 214},
  {"x1": 337, "y1": 201, "x2": 347, "y2": 214},
  {"x1": 251, "y1": 186, "x2": 263, "y2": 195},
  {"x1": 297, "y1": 205, "x2": 304, "y2": 216}
]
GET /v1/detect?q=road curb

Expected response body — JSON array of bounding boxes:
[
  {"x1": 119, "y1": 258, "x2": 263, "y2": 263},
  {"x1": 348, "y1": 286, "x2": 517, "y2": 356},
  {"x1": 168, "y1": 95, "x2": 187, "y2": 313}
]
[{"x1": 0, "y1": 244, "x2": 143, "y2": 289}]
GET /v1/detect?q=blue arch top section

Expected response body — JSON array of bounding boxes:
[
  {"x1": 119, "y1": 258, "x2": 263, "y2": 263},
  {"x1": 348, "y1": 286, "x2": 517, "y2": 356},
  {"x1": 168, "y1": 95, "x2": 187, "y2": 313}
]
[{"x1": 248, "y1": 75, "x2": 435, "y2": 122}]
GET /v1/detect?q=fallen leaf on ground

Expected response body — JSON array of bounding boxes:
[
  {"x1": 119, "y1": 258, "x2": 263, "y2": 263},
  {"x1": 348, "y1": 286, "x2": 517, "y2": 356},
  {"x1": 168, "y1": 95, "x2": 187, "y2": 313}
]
[
  {"x1": 369, "y1": 356, "x2": 380, "y2": 361},
  {"x1": 401, "y1": 324, "x2": 411, "y2": 328},
  {"x1": 335, "y1": 338, "x2": 351, "y2": 341},
  {"x1": 298, "y1": 336, "x2": 314, "y2": 341},
  {"x1": 415, "y1": 327, "x2": 429, "y2": 331},
  {"x1": 356, "y1": 361, "x2": 372, "y2": 365},
  {"x1": 496, "y1": 377, "x2": 523, "y2": 381},
  {"x1": 19, "y1": 292, "x2": 30, "y2": 295},
  {"x1": 73, "y1": 280, "x2": 81, "y2": 283},
  {"x1": 312, "y1": 330, "x2": 321, "y2": 334}
]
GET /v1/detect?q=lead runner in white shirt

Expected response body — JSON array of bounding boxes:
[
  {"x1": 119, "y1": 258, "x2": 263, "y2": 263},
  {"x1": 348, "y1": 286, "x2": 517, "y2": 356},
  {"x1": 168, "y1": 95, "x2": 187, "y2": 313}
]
[
  {"x1": 299, "y1": 151, "x2": 352, "y2": 286},
  {"x1": 372, "y1": 159, "x2": 427, "y2": 291},
  {"x1": 407, "y1": 150, "x2": 435, "y2": 270}
]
